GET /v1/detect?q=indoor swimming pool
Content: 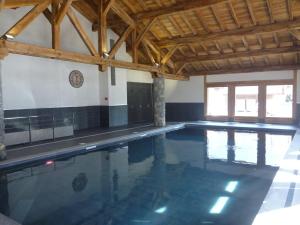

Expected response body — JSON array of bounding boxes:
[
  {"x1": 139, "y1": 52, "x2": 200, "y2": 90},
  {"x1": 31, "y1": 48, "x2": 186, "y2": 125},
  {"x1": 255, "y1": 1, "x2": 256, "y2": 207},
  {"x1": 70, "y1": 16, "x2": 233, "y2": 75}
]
[{"x1": 0, "y1": 127, "x2": 294, "y2": 225}]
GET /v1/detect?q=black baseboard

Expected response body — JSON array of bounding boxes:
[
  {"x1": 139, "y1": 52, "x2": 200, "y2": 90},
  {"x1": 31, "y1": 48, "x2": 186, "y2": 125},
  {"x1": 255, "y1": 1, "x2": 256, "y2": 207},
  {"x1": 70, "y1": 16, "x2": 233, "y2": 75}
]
[
  {"x1": 166, "y1": 103, "x2": 204, "y2": 122},
  {"x1": 5, "y1": 106, "x2": 101, "y2": 131},
  {"x1": 100, "y1": 105, "x2": 128, "y2": 128}
]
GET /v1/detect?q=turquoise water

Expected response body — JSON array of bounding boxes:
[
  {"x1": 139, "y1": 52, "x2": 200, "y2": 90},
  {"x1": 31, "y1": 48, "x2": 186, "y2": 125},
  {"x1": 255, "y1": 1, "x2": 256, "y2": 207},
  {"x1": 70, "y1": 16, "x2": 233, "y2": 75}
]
[{"x1": 0, "y1": 127, "x2": 293, "y2": 225}]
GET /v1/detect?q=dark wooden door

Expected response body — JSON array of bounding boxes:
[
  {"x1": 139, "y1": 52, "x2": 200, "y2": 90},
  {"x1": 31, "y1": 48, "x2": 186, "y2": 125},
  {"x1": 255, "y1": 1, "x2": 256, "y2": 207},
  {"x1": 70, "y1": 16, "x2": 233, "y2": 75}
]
[{"x1": 127, "y1": 82, "x2": 154, "y2": 124}]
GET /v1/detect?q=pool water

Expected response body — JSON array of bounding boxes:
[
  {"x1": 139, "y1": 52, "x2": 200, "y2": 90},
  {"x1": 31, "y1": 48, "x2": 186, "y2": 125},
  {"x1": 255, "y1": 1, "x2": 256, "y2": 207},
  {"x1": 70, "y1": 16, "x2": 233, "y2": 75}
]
[{"x1": 0, "y1": 127, "x2": 293, "y2": 225}]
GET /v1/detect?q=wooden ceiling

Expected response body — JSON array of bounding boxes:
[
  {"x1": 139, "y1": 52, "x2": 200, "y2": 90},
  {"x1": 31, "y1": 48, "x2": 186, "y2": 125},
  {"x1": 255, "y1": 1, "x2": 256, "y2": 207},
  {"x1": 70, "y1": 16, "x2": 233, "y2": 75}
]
[{"x1": 1, "y1": 0, "x2": 300, "y2": 78}]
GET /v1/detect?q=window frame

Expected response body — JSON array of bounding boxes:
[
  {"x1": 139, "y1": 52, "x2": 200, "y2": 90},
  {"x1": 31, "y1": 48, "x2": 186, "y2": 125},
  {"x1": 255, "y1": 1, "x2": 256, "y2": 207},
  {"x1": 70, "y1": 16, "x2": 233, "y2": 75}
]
[{"x1": 204, "y1": 77, "x2": 296, "y2": 124}]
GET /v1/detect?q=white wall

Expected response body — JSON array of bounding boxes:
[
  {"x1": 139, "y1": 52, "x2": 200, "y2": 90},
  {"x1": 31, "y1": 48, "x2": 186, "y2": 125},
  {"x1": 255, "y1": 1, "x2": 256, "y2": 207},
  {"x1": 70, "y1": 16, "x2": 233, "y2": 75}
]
[
  {"x1": 206, "y1": 71, "x2": 294, "y2": 83},
  {"x1": 0, "y1": 7, "x2": 154, "y2": 110},
  {"x1": 165, "y1": 77, "x2": 204, "y2": 103},
  {"x1": 1, "y1": 55, "x2": 100, "y2": 110}
]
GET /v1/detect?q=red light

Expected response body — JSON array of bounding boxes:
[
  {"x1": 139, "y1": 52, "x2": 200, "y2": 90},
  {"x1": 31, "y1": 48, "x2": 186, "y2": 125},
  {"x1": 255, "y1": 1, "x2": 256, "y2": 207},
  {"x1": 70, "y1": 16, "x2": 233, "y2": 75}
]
[{"x1": 45, "y1": 160, "x2": 54, "y2": 166}]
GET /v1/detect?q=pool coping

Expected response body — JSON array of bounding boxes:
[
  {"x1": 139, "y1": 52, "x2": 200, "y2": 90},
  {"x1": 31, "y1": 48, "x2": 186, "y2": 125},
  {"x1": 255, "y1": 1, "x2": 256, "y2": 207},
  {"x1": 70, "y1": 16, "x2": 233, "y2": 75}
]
[{"x1": 252, "y1": 128, "x2": 300, "y2": 225}]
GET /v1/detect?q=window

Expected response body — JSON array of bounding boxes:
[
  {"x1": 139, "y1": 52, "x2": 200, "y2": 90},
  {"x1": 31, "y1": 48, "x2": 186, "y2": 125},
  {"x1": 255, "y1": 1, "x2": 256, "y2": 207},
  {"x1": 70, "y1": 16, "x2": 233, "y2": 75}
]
[
  {"x1": 207, "y1": 87, "x2": 228, "y2": 116},
  {"x1": 266, "y1": 85, "x2": 293, "y2": 118},
  {"x1": 235, "y1": 86, "x2": 258, "y2": 117}
]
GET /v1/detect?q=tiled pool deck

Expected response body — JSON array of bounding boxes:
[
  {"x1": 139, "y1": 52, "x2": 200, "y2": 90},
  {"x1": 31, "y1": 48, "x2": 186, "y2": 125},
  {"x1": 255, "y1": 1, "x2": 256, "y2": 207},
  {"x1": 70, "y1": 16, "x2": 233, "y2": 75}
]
[{"x1": 0, "y1": 121, "x2": 299, "y2": 225}]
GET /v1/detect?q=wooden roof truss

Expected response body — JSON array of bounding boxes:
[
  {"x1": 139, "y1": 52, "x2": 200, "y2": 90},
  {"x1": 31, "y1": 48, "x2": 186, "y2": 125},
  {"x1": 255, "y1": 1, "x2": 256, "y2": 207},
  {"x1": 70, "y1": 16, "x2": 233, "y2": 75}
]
[{"x1": 1, "y1": 0, "x2": 300, "y2": 78}]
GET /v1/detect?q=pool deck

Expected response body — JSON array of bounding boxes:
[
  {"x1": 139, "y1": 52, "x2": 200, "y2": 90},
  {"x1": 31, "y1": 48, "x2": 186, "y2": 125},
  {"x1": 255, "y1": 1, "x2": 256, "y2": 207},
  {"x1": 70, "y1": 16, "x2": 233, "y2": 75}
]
[{"x1": 0, "y1": 121, "x2": 299, "y2": 225}]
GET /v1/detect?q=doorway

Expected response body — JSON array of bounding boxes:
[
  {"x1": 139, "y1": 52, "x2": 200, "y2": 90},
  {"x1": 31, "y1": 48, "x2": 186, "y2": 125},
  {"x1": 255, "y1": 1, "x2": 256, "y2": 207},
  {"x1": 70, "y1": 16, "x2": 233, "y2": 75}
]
[{"x1": 127, "y1": 82, "x2": 154, "y2": 124}]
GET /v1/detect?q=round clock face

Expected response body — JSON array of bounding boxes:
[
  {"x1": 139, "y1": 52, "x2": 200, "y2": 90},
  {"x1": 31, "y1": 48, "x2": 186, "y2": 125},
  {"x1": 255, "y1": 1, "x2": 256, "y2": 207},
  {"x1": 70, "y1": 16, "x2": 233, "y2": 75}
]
[{"x1": 69, "y1": 70, "x2": 84, "y2": 88}]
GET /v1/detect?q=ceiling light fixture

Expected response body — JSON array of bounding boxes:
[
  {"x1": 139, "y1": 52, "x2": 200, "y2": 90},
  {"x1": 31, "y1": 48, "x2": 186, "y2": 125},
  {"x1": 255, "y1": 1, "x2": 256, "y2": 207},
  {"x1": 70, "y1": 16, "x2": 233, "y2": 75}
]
[{"x1": 5, "y1": 34, "x2": 14, "y2": 40}]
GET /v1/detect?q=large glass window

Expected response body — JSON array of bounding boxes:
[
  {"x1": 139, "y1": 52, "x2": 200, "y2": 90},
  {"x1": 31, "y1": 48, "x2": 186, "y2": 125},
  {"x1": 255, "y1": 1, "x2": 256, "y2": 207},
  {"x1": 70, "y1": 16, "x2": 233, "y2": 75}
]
[
  {"x1": 235, "y1": 86, "x2": 258, "y2": 117},
  {"x1": 207, "y1": 87, "x2": 228, "y2": 116},
  {"x1": 266, "y1": 85, "x2": 293, "y2": 118}
]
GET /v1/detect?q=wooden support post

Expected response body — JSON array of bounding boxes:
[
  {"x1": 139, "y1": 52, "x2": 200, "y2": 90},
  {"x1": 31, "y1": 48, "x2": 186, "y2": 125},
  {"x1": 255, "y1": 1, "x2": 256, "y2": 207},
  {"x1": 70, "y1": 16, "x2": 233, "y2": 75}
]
[
  {"x1": 0, "y1": 40, "x2": 8, "y2": 60},
  {"x1": 98, "y1": 0, "x2": 107, "y2": 71},
  {"x1": 52, "y1": 0, "x2": 60, "y2": 49},
  {"x1": 132, "y1": 28, "x2": 138, "y2": 63},
  {"x1": 0, "y1": 0, "x2": 5, "y2": 11}
]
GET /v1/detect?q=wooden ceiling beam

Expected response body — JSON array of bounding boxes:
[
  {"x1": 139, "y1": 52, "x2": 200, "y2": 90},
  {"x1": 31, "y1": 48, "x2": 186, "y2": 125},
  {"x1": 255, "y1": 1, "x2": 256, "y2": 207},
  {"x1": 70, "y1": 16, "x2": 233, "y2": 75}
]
[
  {"x1": 228, "y1": 1, "x2": 240, "y2": 28},
  {"x1": 265, "y1": 0, "x2": 274, "y2": 23},
  {"x1": 290, "y1": 29, "x2": 300, "y2": 40},
  {"x1": 103, "y1": 0, "x2": 114, "y2": 15},
  {"x1": 108, "y1": 26, "x2": 133, "y2": 59},
  {"x1": 287, "y1": 0, "x2": 295, "y2": 21},
  {"x1": 111, "y1": 1, "x2": 135, "y2": 27},
  {"x1": 134, "y1": 0, "x2": 226, "y2": 21},
  {"x1": 3, "y1": 40, "x2": 187, "y2": 80},
  {"x1": 3, "y1": 0, "x2": 50, "y2": 38},
  {"x1": 72, "y1": 1, "x2": 97, "y2": 23},
  {"x1": 5, "y1": 40, "x2": 100, "y2": 64},
  {"x1": 245, "y1": 0, "x2": 256, "y2": 25},
  {"x1": 3, "y1": 0, "x2": 44, "y2": 8},
  {"x1": 175, "y1": 46, "x2": 300, "y2": 63},
  {"x1": 156, "y1": 18, "x2": 300, "y2": 48},
  {"x1": 135, "y1": 17, "x2": 157, "y2": 47},
  {"x1": 56, "y1": 0, "x2": 73, "y2": 25},
  {"x1": 189, "y1": 64, "x2": 300, "y2": 76},
  {"x1": 161, "y1": 46, "x2": 178, "y2": 65},
  {"x1": 67, "y1": 7, "x2": 97, "y2": 56},
  {"x1": 142, "y1": 41, "x2": 156, "y2": 65}
]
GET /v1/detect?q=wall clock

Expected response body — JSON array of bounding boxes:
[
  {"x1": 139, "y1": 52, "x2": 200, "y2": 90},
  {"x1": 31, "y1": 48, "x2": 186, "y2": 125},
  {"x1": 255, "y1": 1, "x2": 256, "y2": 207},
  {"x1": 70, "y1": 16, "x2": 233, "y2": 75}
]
[{"x1": 69, "y1": 70, "x2": 84, "y2": 88}]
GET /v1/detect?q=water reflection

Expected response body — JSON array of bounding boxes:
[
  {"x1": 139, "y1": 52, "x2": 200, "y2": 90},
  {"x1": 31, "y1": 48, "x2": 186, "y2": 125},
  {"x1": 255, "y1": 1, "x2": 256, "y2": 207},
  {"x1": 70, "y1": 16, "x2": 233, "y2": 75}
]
[{"x1": 0, "y1": 128, "x2": 293, "y2": 225}]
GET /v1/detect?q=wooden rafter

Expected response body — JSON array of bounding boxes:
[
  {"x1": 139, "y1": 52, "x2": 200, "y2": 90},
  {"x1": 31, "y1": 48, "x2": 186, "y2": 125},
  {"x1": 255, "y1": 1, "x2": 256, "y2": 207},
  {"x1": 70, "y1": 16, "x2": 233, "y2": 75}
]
[
  {"x1": 3, "y1": 0, "x2": 44, "y2": 8},
  {"x1": 228, "y1": 1, "x2": 240, "y2": 28},
  {"x1": 290, "y1": 29, "x2": 300, "y2": 40},
  {"x1": 211, "y1": 6, "x2": 225, "y2": 31},
  {"x1": 135, "y1": 18, "x2": 157, "y2": 47},
  {"x1": 3, "y1": 0, "x2": 51, "y2": 38},
  {"x1": 161, "y1": 46, "x2": 178, "y2": 65},
  {"x1": 265, "y1": 0, "x2": 274, "y2": 23},
  {"x1": 56, "y1": 0, "x2": 73, "y2": 25},
  {"x1": 108, "y1": 26, "x2": 133, "y2": 59},
  {"x1": 176, "y1": 62, "x2": 187, "y2": 74},
  {"x1": 103, "y1": 0, "x2": 115, "y2": 15},
  {"x1": 156, "y1": 17, "x2": 300, "y2": 47},
  {"x1": 134, "y1": 0, "x2": 226, "y2": 20},
  {"x1": 111, "y1": 1, "x2": 135, "y2": 27},
  {"x1": 175, "y1": 46, "x2": 300, "y2": 63},
  {"x1": 245, "y1": 0, "x2": 256, "y2": 25},
  {"x1": 67, "y1": 7, "x2": 98, "y2": 56},
  {"x1": 287, "y1": 0, "x2": 295, "y2": 21},
  {"x1": 142, "y1": 42, "x2": 156, "y2": 65},
  {"x1": 72, "y1": 1, "x2": 97, "y2": 23}
]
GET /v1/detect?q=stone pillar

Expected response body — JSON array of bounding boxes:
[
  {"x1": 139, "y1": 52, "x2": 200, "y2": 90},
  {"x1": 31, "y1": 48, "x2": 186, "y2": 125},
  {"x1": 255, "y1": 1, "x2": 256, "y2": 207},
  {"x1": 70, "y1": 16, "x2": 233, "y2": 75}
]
[
  {"x1": 0, "y1": 60, "x2": 6, "y2": 160},
  {"x1": 153, "y1": 76, "x2": 166, "y2": 127}
]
